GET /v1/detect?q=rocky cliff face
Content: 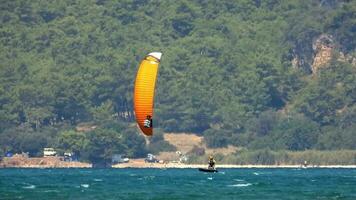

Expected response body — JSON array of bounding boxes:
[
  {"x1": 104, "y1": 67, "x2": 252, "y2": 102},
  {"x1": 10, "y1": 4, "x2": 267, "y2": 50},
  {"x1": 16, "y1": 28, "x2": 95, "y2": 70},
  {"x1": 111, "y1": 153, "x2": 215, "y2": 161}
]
[
  {"x1": 311, "y1": 34, "x2": 334, "y2": 74},
  {"x1": 291, "y1": 34, "x2": 355, "y2": 75}
]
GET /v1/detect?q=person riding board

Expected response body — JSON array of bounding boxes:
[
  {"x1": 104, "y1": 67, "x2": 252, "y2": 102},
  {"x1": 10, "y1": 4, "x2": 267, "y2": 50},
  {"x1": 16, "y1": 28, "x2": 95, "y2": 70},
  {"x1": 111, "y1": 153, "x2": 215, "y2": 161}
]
[
  {"x1": 208, "y1": 155, "x2": 216, "y2": 169},
  {"x1": 144, "y1": 115, "x2": 153, "y2": 128}
]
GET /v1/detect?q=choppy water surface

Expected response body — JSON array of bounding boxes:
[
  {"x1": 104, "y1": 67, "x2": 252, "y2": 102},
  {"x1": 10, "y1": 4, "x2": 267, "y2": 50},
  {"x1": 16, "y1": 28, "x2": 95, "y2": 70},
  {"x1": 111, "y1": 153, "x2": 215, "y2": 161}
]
[{"x1": 0, "y1": 168, "x2": 355, "y2": 200}]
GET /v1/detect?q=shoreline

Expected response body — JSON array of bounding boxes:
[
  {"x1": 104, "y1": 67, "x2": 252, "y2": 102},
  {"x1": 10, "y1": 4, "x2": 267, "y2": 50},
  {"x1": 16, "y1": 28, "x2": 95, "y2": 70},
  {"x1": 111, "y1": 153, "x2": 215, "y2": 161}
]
[
  {"x1": 2, "y1": 165, "x2": 356, "y2": 169},
  {"x1": 1, "y1": 156, "x2": 356, "y2": 169},
  {"x1": 112, "y1": 164, "x2": 356, "y2": 169}
]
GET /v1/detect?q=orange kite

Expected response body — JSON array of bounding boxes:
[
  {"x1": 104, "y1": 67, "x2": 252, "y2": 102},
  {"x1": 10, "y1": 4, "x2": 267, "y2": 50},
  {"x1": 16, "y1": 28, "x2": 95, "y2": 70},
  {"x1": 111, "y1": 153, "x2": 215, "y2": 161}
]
[{"x1": 133, "y1": 52, "x2": 162, "y2": 136}]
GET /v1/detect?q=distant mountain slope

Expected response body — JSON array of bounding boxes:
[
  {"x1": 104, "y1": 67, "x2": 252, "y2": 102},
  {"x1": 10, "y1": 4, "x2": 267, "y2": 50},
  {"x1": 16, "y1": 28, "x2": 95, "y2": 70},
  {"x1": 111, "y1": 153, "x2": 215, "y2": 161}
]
[{"x1": 0, "y1": 1, "x2": 355, "y2": 157}]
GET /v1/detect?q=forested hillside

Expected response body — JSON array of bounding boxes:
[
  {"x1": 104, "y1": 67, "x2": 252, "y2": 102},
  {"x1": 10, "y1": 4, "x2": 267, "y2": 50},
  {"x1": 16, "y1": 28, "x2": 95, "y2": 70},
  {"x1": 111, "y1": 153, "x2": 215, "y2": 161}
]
[{"x1": 0, "y1": 0, "x2": 355, "y2": 161}]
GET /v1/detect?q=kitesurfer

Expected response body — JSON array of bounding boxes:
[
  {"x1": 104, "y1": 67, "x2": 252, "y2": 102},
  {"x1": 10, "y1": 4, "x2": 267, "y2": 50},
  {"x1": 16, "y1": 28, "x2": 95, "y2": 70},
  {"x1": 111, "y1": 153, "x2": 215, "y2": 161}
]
[
  {"x1": 144, "y1": 115, "x2": 153, "y2": 128},
  {"x1": 208, "y1": 155, "x2": 216, "y2": 169},
  {"x1": 134, "y1": 52, "x2": 162, "y2": 136}
]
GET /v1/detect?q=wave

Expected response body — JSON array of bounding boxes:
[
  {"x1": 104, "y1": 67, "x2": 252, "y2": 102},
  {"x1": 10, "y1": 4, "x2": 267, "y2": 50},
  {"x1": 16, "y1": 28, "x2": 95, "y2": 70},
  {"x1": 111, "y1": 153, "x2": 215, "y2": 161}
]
[
  {"x1": 93, "y1": 179, "x2": 103, "y2": 182},
  {"x1": 22, "y1": 185, "x2": 36, "y2": 189},
  {"x1": 234, "y1": 179, "x2": 244, "y2": 182},
  {"x1": 44, "y1": 190, "x2": 59, "y2": 193},
  {"x1": 228, "y1": 183, "x2": 252, "y2": 187},
  {"x1": 81, "y1": 184, "x2": 90, "y2": 188}
]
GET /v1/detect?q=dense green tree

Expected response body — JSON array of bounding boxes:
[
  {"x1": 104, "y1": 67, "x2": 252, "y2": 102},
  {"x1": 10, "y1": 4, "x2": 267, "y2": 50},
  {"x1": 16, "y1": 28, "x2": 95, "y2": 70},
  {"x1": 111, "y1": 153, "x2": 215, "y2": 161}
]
[
  {"x1": 294, "y1": 61, "x2": 356, "y2": 125},
  {"x1": 246, "y1": 110, "x2": 279, "y2": 136},
  {"x1": 276, "y1": 116, "x2": 320, "y2": 151},
  {"x1": 326, "y1": 2, "x2": 356, "y2": 52},
  {"x1": 81, "y1": 127, "x2": 126, "y2": 167},
  {"x1": 0, "y1": 0, "x2": 355, "y2": 156},
  {"x1": 56, "y1": 130, "x2": 86, "y2": 157},
  {"x1": 0, "y1": 124, "x2": 58, "y2": 156},
  {"x1": 317, "y1": 124, "x2": 356, "y2": 150},
  {"x1": 100, "y1": 120, "x2": 148, "y2": 157},
  {"x1": 203, "y1": 128, "x2": 232, "y2": 148}
]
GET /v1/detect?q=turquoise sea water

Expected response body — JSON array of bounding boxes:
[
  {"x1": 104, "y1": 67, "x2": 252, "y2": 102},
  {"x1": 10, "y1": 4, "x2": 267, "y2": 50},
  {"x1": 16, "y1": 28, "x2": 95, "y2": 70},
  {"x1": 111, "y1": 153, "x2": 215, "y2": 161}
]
[{"x1": 0, "y1": 168, "x2": 355, "y2": 200}]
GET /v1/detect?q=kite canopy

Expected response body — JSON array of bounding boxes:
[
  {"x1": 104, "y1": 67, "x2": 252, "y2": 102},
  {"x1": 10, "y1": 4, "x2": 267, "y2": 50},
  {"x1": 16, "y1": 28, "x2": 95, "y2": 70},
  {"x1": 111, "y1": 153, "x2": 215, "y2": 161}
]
[{"x1": 133, "y1": 52, "x2": 162, "y2": 136}]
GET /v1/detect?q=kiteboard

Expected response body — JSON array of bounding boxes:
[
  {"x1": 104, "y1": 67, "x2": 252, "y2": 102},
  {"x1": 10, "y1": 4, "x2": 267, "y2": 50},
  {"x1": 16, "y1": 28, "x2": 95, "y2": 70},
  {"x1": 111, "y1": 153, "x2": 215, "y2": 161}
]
[{"x1": 198, "y1": 168, "x2": 218, "y2": 173}]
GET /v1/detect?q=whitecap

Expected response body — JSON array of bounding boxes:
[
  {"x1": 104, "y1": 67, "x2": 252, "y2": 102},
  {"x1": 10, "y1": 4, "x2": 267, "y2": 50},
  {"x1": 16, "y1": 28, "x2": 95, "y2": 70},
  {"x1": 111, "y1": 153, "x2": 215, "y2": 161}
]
[
  {"x1": 23, "y1": 185, "x2": 36, "y2": 189},
  {"x1": 253, "y1": 172, "x2": 259, "y2": 175},
  {"x1": 234, "y1": 179, "x2": 244, "y2": 182},
  {"x1": 228, "y1": 183, "x2": 252, "y2": 187},
  {"x1": 93, "y1": 179, "x2": 102, "y2": 182},
  {"x1": 207, "y1": 177, "x2": 213, "y2": 180},
  {"x1": 219, "y1": 172, "x2": 225, "y2": 175},
  {"x1": 81, "y1": 184, "x2": 89, "y2": 188}
]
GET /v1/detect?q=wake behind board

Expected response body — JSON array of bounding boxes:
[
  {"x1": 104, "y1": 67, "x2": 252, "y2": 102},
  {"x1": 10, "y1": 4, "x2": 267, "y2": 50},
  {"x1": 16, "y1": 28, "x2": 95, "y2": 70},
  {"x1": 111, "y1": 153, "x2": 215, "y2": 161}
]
[{"x1": 198, "y1": 168, "x2": 218, "y2": 173}]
